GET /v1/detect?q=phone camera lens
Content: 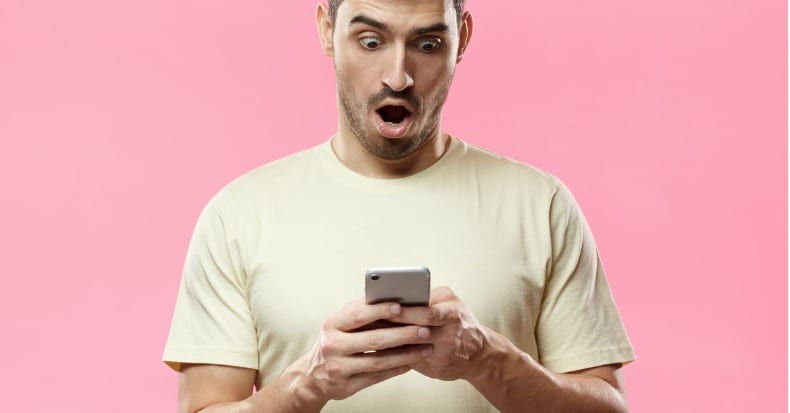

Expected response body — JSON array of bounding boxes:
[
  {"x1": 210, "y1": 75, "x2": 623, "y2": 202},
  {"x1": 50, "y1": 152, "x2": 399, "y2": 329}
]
[{"x1": 371, "y1": 275, "x2": 380, "y2": 280}]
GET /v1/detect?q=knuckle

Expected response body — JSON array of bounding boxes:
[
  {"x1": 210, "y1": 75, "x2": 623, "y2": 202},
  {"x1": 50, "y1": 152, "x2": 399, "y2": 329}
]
[
  {"x1": 319, "y1": 338, "x2": 336, "y2": 355},
  {"x1": 366, "y1": 333, "x2": 384, "y2": 350},
  {"x1": 349, "y1": 308, "x2": 366, "y2": 325},
  {"x1": 321, "y1": 319, "x2": 335, "y2": 333},
  {"x1": 429, "y1": 307, "x2": 444, "y2": 323},
  {"x1": 371, "y1": 356, "x2": 391, "y2": 370},
  {"x1": 324, "y1": 360, "x2": 342, "y2": 377}
]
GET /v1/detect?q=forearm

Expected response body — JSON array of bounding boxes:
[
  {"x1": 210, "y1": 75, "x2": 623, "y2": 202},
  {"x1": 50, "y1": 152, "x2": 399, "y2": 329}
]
[
  {"x1": 467, "y1": 332, "x2": 627, "y2": 413},
  {"x1": 194, "y1": 357, "x2": 328, "y2": 413}
]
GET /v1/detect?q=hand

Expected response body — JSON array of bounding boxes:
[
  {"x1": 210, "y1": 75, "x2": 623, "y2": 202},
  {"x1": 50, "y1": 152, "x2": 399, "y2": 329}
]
[
  {"x1": 285, "y1": 298, "x2": 432, "y2": 408},
  {"x1": 392, "y1": 287, "x2": 492, "y2": 382}
]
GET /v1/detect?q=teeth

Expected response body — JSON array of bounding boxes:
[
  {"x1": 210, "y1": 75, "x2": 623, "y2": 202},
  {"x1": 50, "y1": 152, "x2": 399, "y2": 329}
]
[{"x1": 386, "y1": 121, "x2": 401, "y2": 126}]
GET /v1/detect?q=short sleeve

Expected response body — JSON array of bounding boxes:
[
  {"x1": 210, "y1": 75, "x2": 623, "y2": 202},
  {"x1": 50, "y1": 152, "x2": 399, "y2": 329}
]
[
  {"x1": 162, "y1": 191, "x2": 259, "y2": 372},
  {"x1": 535, "y1": 182, "x2": 635, "y2": 373}
]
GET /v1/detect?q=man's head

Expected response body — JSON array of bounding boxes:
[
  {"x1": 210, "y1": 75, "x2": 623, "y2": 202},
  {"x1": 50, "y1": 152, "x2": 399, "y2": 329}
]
[
  {"x1": 327, "y1": 0, "x2": 467, "y2": 27},
  {"x1": 317, "y1": 0, "x2": 472, "y2": 162}
]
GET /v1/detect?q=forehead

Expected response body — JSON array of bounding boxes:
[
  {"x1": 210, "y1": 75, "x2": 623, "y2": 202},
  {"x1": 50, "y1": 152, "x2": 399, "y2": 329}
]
[{"x1": 336, "y1": 0, "x2": 456, "y2": 34}]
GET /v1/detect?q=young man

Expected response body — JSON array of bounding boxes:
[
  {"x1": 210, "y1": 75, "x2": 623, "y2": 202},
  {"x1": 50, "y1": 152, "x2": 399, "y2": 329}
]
[{"x1": 163, "y1": 1, "x2": 635, "y2": 412}]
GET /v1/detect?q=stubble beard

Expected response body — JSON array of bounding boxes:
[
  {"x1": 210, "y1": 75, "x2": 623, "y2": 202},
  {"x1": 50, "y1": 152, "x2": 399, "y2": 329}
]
[{"x1": 336, "y1": 75, "x2": 453, "y2": 161}]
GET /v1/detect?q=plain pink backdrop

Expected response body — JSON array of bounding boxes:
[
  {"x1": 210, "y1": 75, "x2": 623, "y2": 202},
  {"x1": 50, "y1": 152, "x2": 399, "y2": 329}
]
[{"x1": 0, "y1": 0, "x2": 786, "y2": 411}]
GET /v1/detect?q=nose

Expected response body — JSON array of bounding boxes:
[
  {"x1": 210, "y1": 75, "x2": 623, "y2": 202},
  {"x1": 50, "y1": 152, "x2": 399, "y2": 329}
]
[{"x1": 381, "y1": 44, "x2": 414, "y2": 92}]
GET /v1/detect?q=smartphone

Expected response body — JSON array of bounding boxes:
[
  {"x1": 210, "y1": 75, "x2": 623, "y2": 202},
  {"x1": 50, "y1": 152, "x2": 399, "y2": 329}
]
[{"x1": 365, "y1": 266, "x2": 431, "y2": 306}]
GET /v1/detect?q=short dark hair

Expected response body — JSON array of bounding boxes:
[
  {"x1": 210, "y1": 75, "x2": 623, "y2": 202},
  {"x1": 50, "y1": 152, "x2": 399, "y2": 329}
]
[{"x1": 327, "y1": 0, "x2": 466, "y2": 26}]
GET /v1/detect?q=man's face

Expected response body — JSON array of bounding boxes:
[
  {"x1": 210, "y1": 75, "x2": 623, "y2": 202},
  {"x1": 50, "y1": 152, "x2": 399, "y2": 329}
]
[{"x1": 326, "y1": 0, "x2": 465, "y2": 161}]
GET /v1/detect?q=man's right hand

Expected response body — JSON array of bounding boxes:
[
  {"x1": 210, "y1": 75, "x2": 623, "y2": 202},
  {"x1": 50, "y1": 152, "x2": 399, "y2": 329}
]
[
  {"x1": 178, "y1": 299, "x2": 432, "y2": 413},
  {"x1": 283, "y1": 299, "x2": 433, "y2": 410}
]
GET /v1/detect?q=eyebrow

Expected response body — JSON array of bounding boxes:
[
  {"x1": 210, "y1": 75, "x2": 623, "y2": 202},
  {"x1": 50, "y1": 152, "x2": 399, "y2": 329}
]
[
  {"x1": 412, "y1": 22, "x2": 450, "y2": 36},
  {"x1": 350, "y1": 14, "x2": 390, "y2": 32},
  {"x1": 349, "y1": 14, "x2": 450, "y2": 36}
]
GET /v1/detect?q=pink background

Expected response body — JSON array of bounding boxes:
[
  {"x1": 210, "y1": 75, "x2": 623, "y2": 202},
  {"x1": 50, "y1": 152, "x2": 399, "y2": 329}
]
[{"x1": 0, "y1": 0, "x2": 785, "y2": 411}]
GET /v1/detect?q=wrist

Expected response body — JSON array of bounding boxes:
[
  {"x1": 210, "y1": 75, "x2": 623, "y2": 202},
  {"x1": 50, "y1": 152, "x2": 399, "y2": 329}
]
[
  {"x1": 281, "y1": 356, "x2": 330, "y2": 413},
  {"x1": 465, "y1": 329, "x2": 532, "y2": 393}
]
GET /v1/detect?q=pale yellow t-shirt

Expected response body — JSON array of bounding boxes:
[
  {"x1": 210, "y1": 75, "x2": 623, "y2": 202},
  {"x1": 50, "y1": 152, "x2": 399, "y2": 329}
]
[{"x1": 163, "y1": 137, "x2": 635, "y2": 412}]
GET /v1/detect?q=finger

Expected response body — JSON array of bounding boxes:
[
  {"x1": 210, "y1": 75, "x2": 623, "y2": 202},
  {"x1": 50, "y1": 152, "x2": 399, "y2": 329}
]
[
  {"x1": 343, "y1": 344, "x2": 433, "y2": 376},
  {"x1": 429, "y1": 286, "x2": 457, "y2": 304},
  {"x1": 337, "y1": 324, "x2": 432, "y2": 354},
  {"x1": 342, "y1": 365, "x2": 412, "y2": 396},
  {"x1": 330, "y1": 300, "x2": 403, "y2": 331},
  {"x1": 392, "y1": 302, "x2": 455, "y2": 327},
  {"x1": 351, "y1": 319, "x2": 408, "y2": 332}
]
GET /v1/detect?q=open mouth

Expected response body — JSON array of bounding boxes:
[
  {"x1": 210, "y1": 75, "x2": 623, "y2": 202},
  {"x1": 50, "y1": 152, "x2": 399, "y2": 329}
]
[
  {"x1": 376, "y1": 105, "x2": 412, "y2": 125},
  {"x1": 374, "y1": 104, "x2": 414, "y2": 138}
]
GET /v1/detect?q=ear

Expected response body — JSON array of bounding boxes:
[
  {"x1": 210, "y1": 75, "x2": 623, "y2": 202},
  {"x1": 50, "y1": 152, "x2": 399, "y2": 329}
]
[
  {"x1": 456, "y1": 11, "x2": 473, "y2": 63},
  {"x1": 316, "y1": 4, "x2": 334, "y2": 58}
]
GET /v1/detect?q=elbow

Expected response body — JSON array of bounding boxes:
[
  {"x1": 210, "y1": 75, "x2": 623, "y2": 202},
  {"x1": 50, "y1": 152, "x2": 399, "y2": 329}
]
[{"x1": 603, "y1": 386, "x2": 629, "y2": 413}]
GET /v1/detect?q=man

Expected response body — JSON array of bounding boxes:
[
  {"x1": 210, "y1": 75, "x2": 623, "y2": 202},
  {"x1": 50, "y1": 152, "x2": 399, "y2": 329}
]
[{"x1": 163, "y1": 0, "x2": 636, "y2": 412}]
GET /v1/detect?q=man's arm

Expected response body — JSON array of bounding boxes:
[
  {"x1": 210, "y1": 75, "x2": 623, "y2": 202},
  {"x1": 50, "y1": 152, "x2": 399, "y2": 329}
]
[
  {"x1": 395, "y1": 287, "x2": 629, "y2": 413},
  {"x1": 178, "y1": 364, "x2": 255, "y2": 413},
  {"x1": 176, "y1": 300, "x2": 432, "y2": 413},
  {"x1": 178, "y1": 362, "x2": 347, "y2": 413},
  {"x1": 466, "y1": 332, "x2": 628, "y2": 413}
]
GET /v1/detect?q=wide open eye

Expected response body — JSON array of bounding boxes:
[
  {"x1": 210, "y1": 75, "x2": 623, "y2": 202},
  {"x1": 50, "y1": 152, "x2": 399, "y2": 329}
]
[
  {"x1": 360, "y1": 36, "x2": 382, "y2": 50},
  {"x1": 416, "y1": 37, "x2": 441, "y2": 52}
]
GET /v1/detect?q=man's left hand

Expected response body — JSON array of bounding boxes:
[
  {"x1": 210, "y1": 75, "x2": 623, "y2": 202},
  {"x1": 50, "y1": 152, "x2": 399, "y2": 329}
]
[{"x1": 391, "y1": 286, "x2": 493, "y2": 381}]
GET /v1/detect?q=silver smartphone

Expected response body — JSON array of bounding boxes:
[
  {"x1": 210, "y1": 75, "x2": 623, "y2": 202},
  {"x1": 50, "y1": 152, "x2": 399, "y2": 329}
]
[{"x1": 365, "y1": 266, "x2": 431, "y2": 306}]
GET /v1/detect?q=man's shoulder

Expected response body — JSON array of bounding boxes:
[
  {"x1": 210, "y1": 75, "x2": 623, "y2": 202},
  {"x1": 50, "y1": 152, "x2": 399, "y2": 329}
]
[
  {"x1": 456, "y1": 139, "x2": 564, "y2": 193},
  {"x1": 212, "y1": 142, "x2": 326, "y2": 202},
  {"x1": 235, "y1": 143, "x2": 324, "y2": 183}
]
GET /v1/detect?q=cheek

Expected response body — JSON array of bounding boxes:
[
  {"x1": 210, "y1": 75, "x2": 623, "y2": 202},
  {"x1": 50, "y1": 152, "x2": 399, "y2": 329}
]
[
  {"x1": 337, "y1": 56, "x2": 381, "y2": 92},
  {"x1": 414, "y1": 59, "x2": 454, "y2": 94}
]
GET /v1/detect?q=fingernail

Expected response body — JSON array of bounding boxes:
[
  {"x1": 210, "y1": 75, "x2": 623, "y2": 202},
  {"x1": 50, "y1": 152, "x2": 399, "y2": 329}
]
[
  {"x1": 417, "y1": 327, "x2": 430, "y2": 339},
  {"x1": 421, "y1": 347, "x2": 433, "y2": 357},
  {"x1": 389, "y1": 303, "x2": 401, "y2": 314}
]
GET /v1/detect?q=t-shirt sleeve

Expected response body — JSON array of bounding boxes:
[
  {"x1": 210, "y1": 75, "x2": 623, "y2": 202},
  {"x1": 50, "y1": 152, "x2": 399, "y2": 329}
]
[
  {"x1": 535, "y1": 181, "x2": 635, "y2": 373},
  {"x1": 162, "y1": 191, "x2": 259, "y2": 372}
]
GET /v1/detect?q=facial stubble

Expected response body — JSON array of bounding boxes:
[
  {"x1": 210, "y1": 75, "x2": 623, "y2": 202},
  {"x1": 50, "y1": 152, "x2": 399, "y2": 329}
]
[{"x1": 336, "y1": 72, "x2": 453, "y2": 161}]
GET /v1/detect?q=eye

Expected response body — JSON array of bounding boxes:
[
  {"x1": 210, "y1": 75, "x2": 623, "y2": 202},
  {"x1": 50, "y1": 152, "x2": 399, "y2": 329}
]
[
  {"x1": 416, "y1": 37, "x2": 441, "y2": 52},
  {"x1": 359, "y1": 36, "x2": 382, "y2": 50}
]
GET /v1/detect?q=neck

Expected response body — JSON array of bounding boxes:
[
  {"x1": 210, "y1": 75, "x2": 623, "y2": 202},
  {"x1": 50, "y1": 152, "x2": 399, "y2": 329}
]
[{"x1": 331, "y1": 129, "x2": 451, "y2": 179}]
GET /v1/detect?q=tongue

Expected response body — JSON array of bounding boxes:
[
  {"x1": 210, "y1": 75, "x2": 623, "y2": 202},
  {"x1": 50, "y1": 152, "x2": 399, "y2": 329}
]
[
  {"x1": 376, "y1": 110, "x2": 412, "y2": 138},
  {"x1": 379, "y1": 106, "x2": 409, "y2": 123}
]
